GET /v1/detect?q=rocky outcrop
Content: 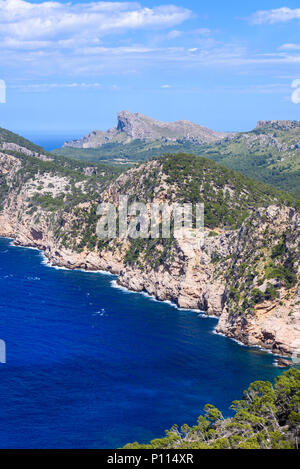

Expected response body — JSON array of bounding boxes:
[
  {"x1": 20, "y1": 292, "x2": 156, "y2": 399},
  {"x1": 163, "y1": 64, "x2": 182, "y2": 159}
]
[
  {"x1": 117, "y1": 235, "x2": 228, "y2": 315},
  {"x1": 256, "y1": 120, "x2": 300, "y2": 131},
  {"x1": 1, "y1": 199, "x2": 299, "y2": 357},
  {"x1": 216, "y1": 296, "x2": 300, "y2": 357},
  {"x1": 64, "y1": 110, "x2": 228, "y2": 148},
  {"x1": 0, "y1": 142, "x2": 51, "y2": 161},
  {"x1": 0, "y1": 146, "x2": 299, "y2": 358}
]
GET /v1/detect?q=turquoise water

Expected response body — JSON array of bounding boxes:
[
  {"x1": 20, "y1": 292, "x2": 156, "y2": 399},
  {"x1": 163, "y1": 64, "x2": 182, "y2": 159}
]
[{"x1": 0, "y1": 237, "x2": 282, "y2": 448}]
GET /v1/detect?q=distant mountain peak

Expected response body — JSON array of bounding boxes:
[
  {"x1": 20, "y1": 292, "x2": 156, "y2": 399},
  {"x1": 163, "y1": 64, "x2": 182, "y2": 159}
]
[{"x1": 64, "y1": 111, "x2": 228, "y2": 149}]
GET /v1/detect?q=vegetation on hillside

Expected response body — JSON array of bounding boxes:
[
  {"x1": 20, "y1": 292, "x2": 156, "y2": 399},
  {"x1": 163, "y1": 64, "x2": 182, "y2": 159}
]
[
  {"x1": 200, "y1": 129, "x2": 300, "y2": 199},
  {"x1": 124, "y1": 369, "x2": 300, "y2": 449},
  {"x1": 160, "y1": 154, "x2": 297, "y2": 227},
  {"x1": 53, "y1": 124, "x2": 300, "y2": 199},
  {"x1": 52, "y1": 139, "x2": 208, "y2": 164},
  {"x1": 1, "y1": 131, "x2": 299, "y2": 287},
  {"x1": 0, "y1": 127, "x2": 45, "y2": 154},
  {"x1": 106, "y1": 154, "x2": 299, "y2": 280}
]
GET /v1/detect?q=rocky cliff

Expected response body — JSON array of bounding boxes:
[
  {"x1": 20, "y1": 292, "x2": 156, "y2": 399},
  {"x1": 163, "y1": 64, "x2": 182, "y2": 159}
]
[
  {"x1": 256, "y1": 120, "x2": 300, "y2": 131},
  {"x1": 64, "y1": 110, "x2": 228, "y2": 148},
  {"x1": 0, "y1": 138, "x2": 299, "y2": 358}
]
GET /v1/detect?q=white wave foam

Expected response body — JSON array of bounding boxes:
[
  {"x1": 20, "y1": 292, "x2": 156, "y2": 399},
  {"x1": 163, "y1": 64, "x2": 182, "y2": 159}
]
[
  {"x1": 1, "y1": 274, "x2": 14, "y2": 279},
  {"x1": 39, "y1": 251, "x2": 115, "y2": 276},
  {"x1": 93, "y1": 308, "x2": 107, "y2": 317},
  {"x1": 3, "y1": 237, "x2": 283, "y2": 365},
  {"x1": 212, "y1": 327, "x2": 285, "y2": 359},
  {"x1": 110, "y1": 279, "x2": 216, "y2": 318}
]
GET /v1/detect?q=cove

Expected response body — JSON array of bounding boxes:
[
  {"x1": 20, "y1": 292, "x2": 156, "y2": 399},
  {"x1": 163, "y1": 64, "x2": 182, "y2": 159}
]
[{"x1": 0, "y1": 237, "x2": 282, "y2": 449}]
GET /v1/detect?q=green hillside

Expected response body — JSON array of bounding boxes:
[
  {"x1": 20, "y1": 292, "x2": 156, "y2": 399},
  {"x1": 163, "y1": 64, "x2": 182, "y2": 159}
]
[
  {"x1": 52, "y1": 121, "x2": 300, "y2": 198},
  {"x1": 0, "y1": 127, "x2": 45, "y2": 154},
  {"x1": 200, "y1": 123, "x2": 300, "y2": 198},
  {"x1": 51, "y1": 139, "x2": 207, "y2": 164}
]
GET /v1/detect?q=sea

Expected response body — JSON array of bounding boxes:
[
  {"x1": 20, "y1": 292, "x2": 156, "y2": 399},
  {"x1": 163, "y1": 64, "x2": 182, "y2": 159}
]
[
  {"x1": 21, "y1": 132, "x2": 87, "y2": 152},
  {"x1": 0, "y1": 237, "x2": 282, "y2": 449}
]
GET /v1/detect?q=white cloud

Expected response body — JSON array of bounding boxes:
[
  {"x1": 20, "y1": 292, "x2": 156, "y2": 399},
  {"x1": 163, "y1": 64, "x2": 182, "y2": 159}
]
[
  {"x1": 161, "y1": 84, "x2": 171, "y2": 88},
  {"x1": 291, "y1": 79, "x2": 300, "y2": 103},
  {"x1": 249, "y1": 7, "x2": 300, "y2": 24},
  {"x1": 193, "y1": 28, "x2": 211, "y2": 36},
  {"x1": 291, "y1": 79, "x2": 300, "y2": 88},
  {"x1": 279, "y1": 43, "x2": 300, "y2": 51},
  {"x1": 291, "y1": 88, "x2": 300, "y2": 103},
  {"x1": 0, "y1": 79, "x2": 6, "y2": 103},
  {"x1": 12, "y1": 82, "x2": 104, "y2": 91},
  {"x1": 165, "y1": 30, "x2": 182, "y2": 40},
  {"x1": 1, "y1": 2, "x2": 300, "y2": 83},
  {"x1": 0, "y1": 0, "x2": 195, "y2": 79},
  {"x1": 0, "y1": 0, "x2": 192, "y2": 45}
]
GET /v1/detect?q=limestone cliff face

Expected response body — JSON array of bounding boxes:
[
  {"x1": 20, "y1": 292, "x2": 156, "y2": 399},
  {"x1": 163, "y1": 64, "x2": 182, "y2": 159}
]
[
  {"x1": 116, "y1": 206, "x2": 300, "y2": 356},
  {"x1": 117, "y1": 234, "x2": 228, "y2": 315},
  {"x1": 64, "y1": 110, "x2": 227, "y2": 148},
  {"x1": 215, "y1": 206, "x2": 300, "y2": 356},
  {"x1": 0, "y1": 150, "x2": 299, "y2": 357}
]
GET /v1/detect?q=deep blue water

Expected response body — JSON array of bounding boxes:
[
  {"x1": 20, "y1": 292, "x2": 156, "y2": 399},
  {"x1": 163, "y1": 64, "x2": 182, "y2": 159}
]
[
  {"x1": 0, "y1": 237, "x2": 282, "y2": 449},
  {"x1": 21, "y1": 133, "x2": 87, "y2": 151}
]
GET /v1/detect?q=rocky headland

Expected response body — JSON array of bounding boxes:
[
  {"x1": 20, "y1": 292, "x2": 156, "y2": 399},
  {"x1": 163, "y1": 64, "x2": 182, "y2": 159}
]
[{"x1": 0, "y1": 139, "x2": 299, "y2": 358}]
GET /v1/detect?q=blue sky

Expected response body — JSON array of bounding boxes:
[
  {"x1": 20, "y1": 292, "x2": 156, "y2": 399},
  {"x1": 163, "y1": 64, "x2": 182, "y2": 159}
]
[{"x1": 0, "y1": 0, "x2": 300, "y2": 137}]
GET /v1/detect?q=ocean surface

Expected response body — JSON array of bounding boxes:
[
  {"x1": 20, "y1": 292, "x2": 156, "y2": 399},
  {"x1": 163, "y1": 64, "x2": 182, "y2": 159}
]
[
  {"x1": 0, "y1": 237, "x2": 282, "y2": 449},
  {"x1": 21, "y1": 133, "x2": 87, "y2": 152}
]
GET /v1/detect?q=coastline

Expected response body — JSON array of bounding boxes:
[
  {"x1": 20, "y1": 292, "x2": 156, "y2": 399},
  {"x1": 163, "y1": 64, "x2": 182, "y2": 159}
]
[
  {"x1": 1, "y1": 149, "x2": 299, "y2": 359},
  {"x1": 5, "y1": 235, "x2": 215, "y2": 316},
  {"x1": 0, "y1": 235, "x2": 288, "y2": 450},
  {"x1": 1, "y1": 235, "x2": 289, "y2": 364}
]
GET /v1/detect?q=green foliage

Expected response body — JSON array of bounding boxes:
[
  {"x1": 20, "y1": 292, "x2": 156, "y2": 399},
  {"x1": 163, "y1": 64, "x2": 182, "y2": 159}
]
[
  {"x1": 52, "y1": 139, "x2": 209, "y2": 164},
  {"x1": 124, "y1": 369, "x2": 300, "y2": 449},
  {"x1": 200, "y1": 127, "x2": 300, "y2": 199},
  {"x1": 53, "y1": 124, "x2": 300, "y2": 199},
  {"x1": 31, "y1": 193, "x2": 65, "y2": 211},
  {"x1": 158, "y1": 153, "x2": 293, "y2": 229},
  {"x1": 208, "y1": 230, "x2": 219, "y2": 237},
  {"x1": 250, "y1": 285, "x2": 279, "y2": 304},
  {"x1": 271, "y1": 239, "x2": 286, "y2": 259},
  {"x1": 0, "y1": 127, "x2": 44, "y2": 153},
  {"x1": 124, "y1": 237, "x2": 175, "y2": 269},
  {"x1": 265, "y1": 264, "x2": 297, "y2": 288}
]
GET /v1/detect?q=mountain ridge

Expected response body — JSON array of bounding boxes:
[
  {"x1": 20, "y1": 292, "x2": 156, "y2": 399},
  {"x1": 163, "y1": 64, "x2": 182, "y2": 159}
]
[
  {"x1": 55, "y1": 115, "x2": 300, "y2": 198},
  {"x1": 63, "y1": 110, "x2": 229, "y2": 148},
  {"x1": 53, "y1": 120, "x2": 300, "y2": 198}
]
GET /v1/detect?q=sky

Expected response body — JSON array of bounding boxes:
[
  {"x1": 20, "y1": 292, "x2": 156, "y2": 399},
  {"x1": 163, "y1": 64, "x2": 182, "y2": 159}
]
[{"x1": 0, "y1": 0, "x2": 300, "y2": 138}]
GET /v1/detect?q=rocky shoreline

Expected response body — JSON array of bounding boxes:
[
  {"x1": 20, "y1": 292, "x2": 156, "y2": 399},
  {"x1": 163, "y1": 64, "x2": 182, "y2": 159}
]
[
  {"x1": 1, "y1": 213, "x2": 299, "y2": 360},
  {"x1": 0, "y1": 152, "x2": 299, "y2": 359}
]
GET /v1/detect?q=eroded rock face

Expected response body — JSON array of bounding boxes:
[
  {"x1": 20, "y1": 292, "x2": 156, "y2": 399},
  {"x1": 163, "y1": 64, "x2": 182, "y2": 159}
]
[
  {"x1": 1, "y1": 199, "x2": 299, "y2": 356},
  {"x1": 64, "y1": 110, "x2": 228, "y2": 148},
  {"x1": 0, "y1": 150, "x2": 299, "y2": 357},
  {"x1": 216, "y1": 296, "x2": 300, "y2": 356},
  {"x1": 117, "y1": 237, "x2": 227, "y2": 315},
  {"x1": 256, "y1": 120, "x2": 300, "y2": 131},
  {"x1": 0, "y1": 142, "x2": 51, "y2": 161}
]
